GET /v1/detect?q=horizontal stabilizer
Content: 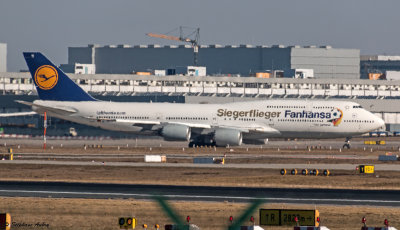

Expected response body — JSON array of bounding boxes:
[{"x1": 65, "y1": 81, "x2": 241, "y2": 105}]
[
  {"x1": 0, "y1": 111, "x2": 36, "y2": 117},
  {"x1": 16, "y1": 100, "x2": 77, "y2": 115},
  {"x1": 15, "y1": 100, "x2": 34, "y2": 107}
]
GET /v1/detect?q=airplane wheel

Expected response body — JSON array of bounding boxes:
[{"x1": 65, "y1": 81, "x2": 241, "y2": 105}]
[
  {"x1": 188, "y1": 142, "x2": 194, "y2": 148},
  {"x1": 343, "y1": 144, "x2": 351, "y2": 149}
]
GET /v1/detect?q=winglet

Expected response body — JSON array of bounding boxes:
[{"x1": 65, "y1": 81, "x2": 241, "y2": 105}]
[{"x1": 23, "y1": 52, "x2": 96, "y2": 101}]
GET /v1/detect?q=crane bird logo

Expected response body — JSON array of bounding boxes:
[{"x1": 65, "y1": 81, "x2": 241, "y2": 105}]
[
  {"x1": 34, "y1": 65, "x2": 58, "y2": 90},
  {"x1": 329, "y1": 108, "x2": 343, "y2": 126}
]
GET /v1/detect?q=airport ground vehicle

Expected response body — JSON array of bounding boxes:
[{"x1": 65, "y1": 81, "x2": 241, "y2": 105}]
[{"x1": 65, "y1": 127, "x2": 77, "y2": 137}]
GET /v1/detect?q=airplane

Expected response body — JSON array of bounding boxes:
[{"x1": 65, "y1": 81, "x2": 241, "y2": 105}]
[{"x1": 14, "y1": 52, "x2": 385, "y2": 148}]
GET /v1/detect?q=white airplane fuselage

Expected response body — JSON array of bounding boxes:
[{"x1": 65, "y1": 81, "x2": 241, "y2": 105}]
[
  {"x1": 32, "y1": 99, "x2": 384, "y2": 140},
  {"x1": 21, "y1": 52, "x2": 386, "y2": 147}
]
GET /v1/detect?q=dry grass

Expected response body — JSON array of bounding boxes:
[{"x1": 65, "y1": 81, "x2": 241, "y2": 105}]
[{"x1": 1, "y1": 197, "x2": 399, "y2": 230}]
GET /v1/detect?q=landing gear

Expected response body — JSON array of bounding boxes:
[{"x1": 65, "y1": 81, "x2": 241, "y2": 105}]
[
  {"x1": 343, "y1": 137, "x2": 351, "y2": 149},
  {"x1": 188, "y1": 135, "x2": 216, "y2": 148}
]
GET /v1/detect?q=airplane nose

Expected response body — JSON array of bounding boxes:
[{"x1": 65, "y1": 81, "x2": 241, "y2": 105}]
[{"x1": 376, "y1": 117, "x2": 385, "y2": 129}]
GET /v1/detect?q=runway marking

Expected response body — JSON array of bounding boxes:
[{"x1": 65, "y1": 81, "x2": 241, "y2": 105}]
[{"x1": 0, "y1": 189, "x2": 399, "y2": 204}]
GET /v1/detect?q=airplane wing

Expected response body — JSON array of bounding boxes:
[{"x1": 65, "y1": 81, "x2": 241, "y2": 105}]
[
  {"x1": 163, "y1": 122, "x2": 211, "y2": 129},
  {"x1": 112, "y1": 118, "x2": 276, "y2": 134},
  {"x1": 116, "y1": 120, "x2": 211, "y2": 129},
  {"x1": 100, "y1": 118, "x2": 211, "y2": 129},
  {"x1": 0, "y1": 111, "x2": 37, "y2": 117},
  {"x1": 216, "y1": 123, "x2": 281, "y2": 134},
  {"x1": 115, "y1": 119, "x2": 160, "y2": 125}
]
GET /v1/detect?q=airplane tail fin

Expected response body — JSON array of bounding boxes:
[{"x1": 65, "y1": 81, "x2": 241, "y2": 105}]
[{"x1": 23, "y1": 52, "x2": 96, "y2": 101}]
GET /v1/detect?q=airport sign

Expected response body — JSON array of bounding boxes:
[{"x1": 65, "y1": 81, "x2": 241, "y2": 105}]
[
  {"x1": 359, "y1": 165, "x2": 375, "y2": 174},
  {"x1": 259, "y1": 209, "x2": 319, "y2": 226}
]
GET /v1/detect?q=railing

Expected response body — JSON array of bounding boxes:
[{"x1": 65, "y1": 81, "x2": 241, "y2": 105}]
[{"x1": 1, "y1": 73, "x2": 400, "y2": 98}]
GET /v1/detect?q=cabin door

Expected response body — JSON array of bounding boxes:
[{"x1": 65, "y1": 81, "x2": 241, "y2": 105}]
[
  {"x1": 155, "y1": 113, "x2": 163, "y2": 121},
  {"x1": 307, "y1": 103, "x2": 318, "y2": 131}
]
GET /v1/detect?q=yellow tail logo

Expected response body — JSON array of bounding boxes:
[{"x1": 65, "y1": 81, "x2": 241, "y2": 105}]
[{"x1": 34, "y1": 65, "x2": 58, "y2": 90}]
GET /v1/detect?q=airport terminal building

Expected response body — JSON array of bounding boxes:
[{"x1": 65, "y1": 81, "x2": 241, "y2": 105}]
[{"x1": 62, "y1": 44, "x2": 360, "y2": 79}]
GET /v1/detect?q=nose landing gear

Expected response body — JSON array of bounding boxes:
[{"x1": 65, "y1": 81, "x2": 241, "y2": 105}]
[{"x1": 343, "y1": 137, "x2": 351, "y2": 149}]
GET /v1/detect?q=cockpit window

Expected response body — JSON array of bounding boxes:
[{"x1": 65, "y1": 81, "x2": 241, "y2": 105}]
[{"x1": 353, "y1": 105, "x2": 363, "y2": 108}]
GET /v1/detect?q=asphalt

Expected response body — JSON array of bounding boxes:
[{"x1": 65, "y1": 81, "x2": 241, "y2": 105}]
[
  {"x1": 0, "y1": 181, "x2": 399, "y2": 206},
  {"x1": 2, "y1": 160, "x2": 400, "y2": 171},
  {"x1": 1, "y1": 137, "x2": 400, "y2": 149},
  {"x1": 13, "y1": 152, "x2": 377, "y2": 160}
]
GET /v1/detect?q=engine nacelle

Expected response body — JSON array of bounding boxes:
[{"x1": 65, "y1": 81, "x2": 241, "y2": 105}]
[
  {"x1": 161, "y1": 124, "x2": 191, "y2": 141},
  {"x1": 214, "y1": 129, "x2": 242, "y2": 147},
  {"x1": 242, "y1": 139, "x2": 268, "y2": 145}
]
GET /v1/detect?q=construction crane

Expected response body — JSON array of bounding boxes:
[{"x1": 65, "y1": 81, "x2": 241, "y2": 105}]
[{"x1": 146, "y1": 26, "x2": 200, "y2": 66}]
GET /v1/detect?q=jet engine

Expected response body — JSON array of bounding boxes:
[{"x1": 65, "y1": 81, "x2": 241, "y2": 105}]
[
  {"x1": 214, "y1": 129, "x2": 242, "y2": 147},
  {"x1": 161, "y1": 124, "x2": 191, "y2": 141},
  {"x1": 242, "y1": 139, "x2": 268, "y2": 145}
]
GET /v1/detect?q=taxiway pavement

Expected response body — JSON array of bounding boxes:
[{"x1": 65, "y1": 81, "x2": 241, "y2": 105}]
[
  {"x1": 1, "y1": 160, "x2": 399, "y2": 171},
  {"x1": 0, "y1": 181, "x2": 399, "y2": 206}
]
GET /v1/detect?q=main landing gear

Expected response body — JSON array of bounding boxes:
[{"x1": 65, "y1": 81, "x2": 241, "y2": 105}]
[
  {"x1": 343, "y1": 137, "x2": 351, "y2": 149},
  {"x1": 188, "y1": 135, "x2": 216, "y2": 148}
]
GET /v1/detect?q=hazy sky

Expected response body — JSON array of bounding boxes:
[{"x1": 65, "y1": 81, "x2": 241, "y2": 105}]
[{"x1": 1, "y1": 0, "x2": 400, "y2": 71}]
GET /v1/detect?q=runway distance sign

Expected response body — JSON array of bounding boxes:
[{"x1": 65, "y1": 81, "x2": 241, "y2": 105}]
[
  {"x1": 259, "y1": 209, "x2": 319, "y2": 226},
  {"x1": 359, "y1": 165, "x2": 375, "y2": 174},
  {"x1": 0, "y1": 213, "x2": 11, "y2": 230},
  {"x1": 259, "y1": 209, "x2": 280, "y2": 225}
]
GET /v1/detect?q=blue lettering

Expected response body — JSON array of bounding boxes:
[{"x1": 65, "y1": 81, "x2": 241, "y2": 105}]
[{"x1": 284, "y1": 110, "x2": 335, "y2": 120}]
